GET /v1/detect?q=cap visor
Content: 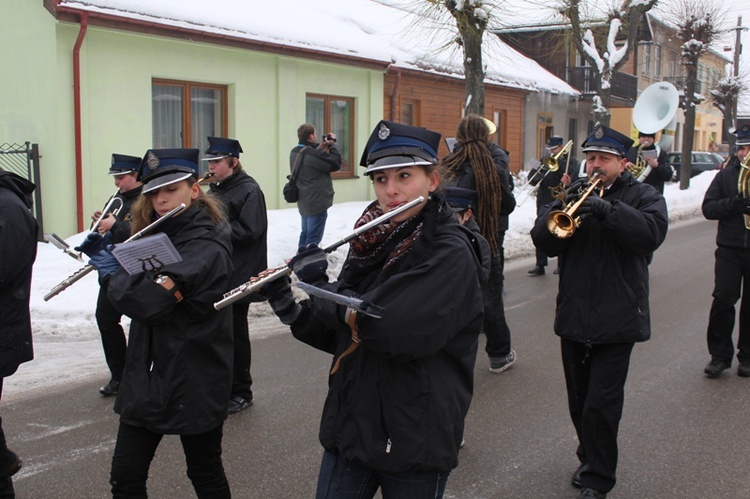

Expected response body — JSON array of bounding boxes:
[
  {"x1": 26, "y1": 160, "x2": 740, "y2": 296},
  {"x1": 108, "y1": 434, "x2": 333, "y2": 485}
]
[
  {"x1": 109, "y1": 169, "x2": 136, "y2": 176},
  {"x1": 736, "y1": 139, "x2": 750, "y2": 146},
  {"x1": 582, "y1": 146, "x2": 623, "y2": 157},
  {"x1": 202, "y1": 153, "x2": 229, "y2": 161},
  {"x1": 142, "y1": 172, "x2": 194, "y2": 193},
  {"x1": 364, "y1": 155, "x2": 434, "y2": 175}
]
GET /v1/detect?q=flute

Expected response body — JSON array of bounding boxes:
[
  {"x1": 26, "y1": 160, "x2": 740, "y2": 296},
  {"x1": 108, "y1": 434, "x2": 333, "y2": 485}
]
[
  {"x1": 214, "y1": 196, "x2": 427, "y2": 310},
  {"x1": 44, "y1": 203, "x2": 188, "y2": 301}
]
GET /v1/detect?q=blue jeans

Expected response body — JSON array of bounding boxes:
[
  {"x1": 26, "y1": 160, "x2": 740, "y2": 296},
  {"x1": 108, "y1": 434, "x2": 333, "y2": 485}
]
[
  {"x1": 299, "y1": 211, "x2": 328, "y2": 248},
  {"x1": 316, "y1": 450, "x2": 449, "y2": 499}
]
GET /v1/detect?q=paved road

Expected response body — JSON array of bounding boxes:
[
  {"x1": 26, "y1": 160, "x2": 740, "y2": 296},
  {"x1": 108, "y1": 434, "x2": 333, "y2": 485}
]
[{"x1": 5, "y1": 219, "x2": 750, "y2": 498}]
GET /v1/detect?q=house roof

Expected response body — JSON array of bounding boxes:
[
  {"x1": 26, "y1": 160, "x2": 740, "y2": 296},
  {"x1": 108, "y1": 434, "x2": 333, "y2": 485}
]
[{"x1": 49, "y1": 0, "x2": 580, "y2": 96}]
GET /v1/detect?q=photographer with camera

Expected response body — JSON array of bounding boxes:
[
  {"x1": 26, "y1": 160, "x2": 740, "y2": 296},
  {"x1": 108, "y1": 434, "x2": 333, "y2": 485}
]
[{"x1": 290, "y1": 124, "x2": 342, "y2": 247}]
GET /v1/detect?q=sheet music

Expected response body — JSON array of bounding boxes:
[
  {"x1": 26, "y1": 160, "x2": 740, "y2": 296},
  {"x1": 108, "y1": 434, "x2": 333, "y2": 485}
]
[
  {"x1": 640, "y1": 149, "x2": 658, "y2": 161},
  {"x1": 111, "y1": 233, "x2": 182, "y2": 275}
]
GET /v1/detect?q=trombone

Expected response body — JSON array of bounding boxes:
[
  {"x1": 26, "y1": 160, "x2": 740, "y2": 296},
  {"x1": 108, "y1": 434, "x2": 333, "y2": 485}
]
[{"x1": 518, "y1": 140, "x2": 573, "y2": 207}]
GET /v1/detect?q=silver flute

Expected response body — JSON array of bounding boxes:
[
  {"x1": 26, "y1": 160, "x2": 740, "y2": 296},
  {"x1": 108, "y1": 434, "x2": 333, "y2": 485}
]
[
  {"x1": 44, "y1": 203, "x2": 187, "y2": 301},
  {"x1": 213, "y1": 196, "x2": 426, "y2": 310}
]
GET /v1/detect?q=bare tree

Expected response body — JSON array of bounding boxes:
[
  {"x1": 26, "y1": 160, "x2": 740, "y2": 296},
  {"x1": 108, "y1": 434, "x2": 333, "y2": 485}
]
[
  {"x1": 424, "y1": 1, "x2": 493, "y2": 115},
  {"x1": 667, "y1": 0, "x2": 724, "y2": 189},
  {"x1": 711, "y1": 74, "x2": 745, "y2": 149},
  {"x1": 558, "y1": 0, "x2": 657, "y2": 126}
]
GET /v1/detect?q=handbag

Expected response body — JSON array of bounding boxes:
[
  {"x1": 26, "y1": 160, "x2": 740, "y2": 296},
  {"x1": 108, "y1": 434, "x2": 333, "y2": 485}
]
[{"x1": 283, "y1": 146, "x2": 309, "y2": 203}]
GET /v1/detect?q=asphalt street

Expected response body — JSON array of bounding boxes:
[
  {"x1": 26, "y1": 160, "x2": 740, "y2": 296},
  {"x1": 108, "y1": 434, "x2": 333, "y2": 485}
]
[{"x1": 4, "y1": 218, "x2": 750, "y2": 498}]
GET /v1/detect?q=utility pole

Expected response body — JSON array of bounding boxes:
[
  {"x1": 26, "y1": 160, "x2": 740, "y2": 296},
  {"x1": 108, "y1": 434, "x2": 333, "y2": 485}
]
[{"x1": 732, "y1": 16, "x2": 742, "y2": 134}]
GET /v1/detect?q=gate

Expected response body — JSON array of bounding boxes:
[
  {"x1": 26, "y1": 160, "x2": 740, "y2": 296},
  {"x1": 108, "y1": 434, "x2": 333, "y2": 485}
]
[{"x1": 0, "y1": 142, "x2": 44, "y2": 240}]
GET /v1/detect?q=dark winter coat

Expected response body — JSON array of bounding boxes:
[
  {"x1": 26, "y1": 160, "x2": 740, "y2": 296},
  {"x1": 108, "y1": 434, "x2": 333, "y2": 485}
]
[
  {"x1": 625, "y1": 144, "x2": 673, "y2": 194},
  {"x1": 209, "y1": 170, "x2": 268, "y2": 302},
  {"x1": 528, "y1": 153, "x2": 581, "y2": 209},
  {"x1": 0, "y1": 171, "x2": 37, "y2": 378},
  {"x1": 531, "y1": 172, "x2": 668, "y2": 344},
  {"x1": 108, "y1": 204, "x2": 233, "y2": 434},
  {"x1": 109, "y1": 185, "x2": 142, "y2": 244},
  {"x1": 702, "y1": 157, "x2": 750, "y2": 249},
  {"x1": 444, "y1": 144, "x2": 516, "y2": 243},
  {"x1": 290, "y1": 141, "x2": 342, "y2": 216},
  {"x1": 289, "y1": 196, "x2": 485, "y2": 473}
]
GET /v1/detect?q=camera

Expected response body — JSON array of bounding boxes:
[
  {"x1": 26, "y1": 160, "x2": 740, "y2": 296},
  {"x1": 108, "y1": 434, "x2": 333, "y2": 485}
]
[{"x1": 323, "y1": 133, "x2": 336, "y2": 143}]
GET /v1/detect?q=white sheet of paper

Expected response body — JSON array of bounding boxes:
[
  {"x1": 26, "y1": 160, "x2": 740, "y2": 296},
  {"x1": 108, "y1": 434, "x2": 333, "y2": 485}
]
[{"x1": 111, "y1": 233, "x2": 182, "y2": 275}]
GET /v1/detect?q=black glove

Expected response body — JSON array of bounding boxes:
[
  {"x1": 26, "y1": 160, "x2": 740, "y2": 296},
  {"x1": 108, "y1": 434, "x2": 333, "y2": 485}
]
[
  {"x1": 288, "y1": 245, "x2": 328, "y2": 284},
  {"x1": 564, "y1": 178, "x2": 589, "y2": 204},
  {"x1": 262, "y1": 277, "x2": 302, "y2": 325},
  {"x1": 731, "y1": 196, "x2": 750, "y2": 214},
  {"x1": 75, "y1": 232, "x2": 113, "y2": 258},
  {"x1": 577, "y1": 195, "x2": 612, "y2": 220}
]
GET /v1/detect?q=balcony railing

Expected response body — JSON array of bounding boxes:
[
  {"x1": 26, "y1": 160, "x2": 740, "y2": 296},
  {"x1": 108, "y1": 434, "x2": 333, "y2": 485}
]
[
  {"x1": 568, "y1": 67, "x2": 638, "y2": 102},
  {"x1": 661, "y1": 76, "x2": 702, "y2": 95}
]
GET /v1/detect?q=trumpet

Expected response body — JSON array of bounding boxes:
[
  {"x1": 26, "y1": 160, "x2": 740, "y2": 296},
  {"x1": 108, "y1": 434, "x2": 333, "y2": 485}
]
[
  {"x1": 214, "y1": 196, "x2": 427, "y2": 310},
  {"x1": 44, "y1": 203, "x2": 188, "y2": 301},
  {"x1": 739, "y1": 152, "x2": 750, "y2": 230},
  {"x1": 197, "y1": 172, "x2": 215, "y2": 185},
  {"x1": 546, "y1": 175, "x2": 604, "y2": 239},
  {"x1": 518, "y1": 140, "x2": 573, "y2": 207},
  {"x1": 90, "y1": 191, "x2": 124, "y2": 234}
]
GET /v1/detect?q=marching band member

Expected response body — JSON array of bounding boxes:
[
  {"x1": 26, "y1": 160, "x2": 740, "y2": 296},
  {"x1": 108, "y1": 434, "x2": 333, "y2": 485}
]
[
  {"x1": 701, "y1": 124, "x2": 750, "y2": 378},
  {"x1": 624, "y1": 130, "x2": 673, "y2": 194},
  {"x1": 527, "y1": 136, "x2": 579, "y2": 276},
  {"x1": 531, "y1": 125, "x2": 668, "y2": 499},
  {"x1": 204, "y1": 136, "x2": 268, "y2": 414},
  {"x1": 265, "y1": 121, "x2": 485, "y2": 498},
  {"x1": 84, "y1": 154, "x2": 142, "y2": 397},
  {"x1": 82, "y1": 148, "x2": 234, "y2": 498}
]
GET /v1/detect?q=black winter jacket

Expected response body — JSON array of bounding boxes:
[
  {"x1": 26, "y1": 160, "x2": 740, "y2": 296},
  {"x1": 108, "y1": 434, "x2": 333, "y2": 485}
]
[
  {"x1": 0, "y1": 171, "x2": 37, "y2": 377},
  {"x1": 108, "y1": 205, "x2": 233, "y2": 434},
  {"x1": 209, "y1": 170, "x2": 268, "y2": 301},
  {"x1": 702, "y1": 158, "x2": 750, "y2": 249},
  {"x1": 290, "y1": 197, "x2": 484, "y2": 473},
  {"x1": 529, "y1": 153, "x2": 580, "y2": 209},
  {"x1": 531, "y1": 172, "x2": 668, "y2": 344},
  {"x1": 109, "y1": 185, "x2": 142, "y2": 244},
  {"x1": 290, "y1": 141, "x2": 342, "y2": 216}
]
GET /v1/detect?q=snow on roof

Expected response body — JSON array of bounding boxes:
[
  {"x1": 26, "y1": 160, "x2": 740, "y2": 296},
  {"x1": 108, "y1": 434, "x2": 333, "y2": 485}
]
[{"x1": 58, "y1": 0, "x2": 579, "y2": 96}]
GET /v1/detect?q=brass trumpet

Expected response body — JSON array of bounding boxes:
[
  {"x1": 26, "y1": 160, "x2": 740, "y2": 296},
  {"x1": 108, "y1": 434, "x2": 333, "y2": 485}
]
[
  {"x1": 626, "y1": 143, "x2": 652, "y2": 183},
  {"x1": 518, "y1": 140, "x2": 573, "y2": 207},
  {"x1": 197, "y1": 172, "x2": 215, "y2": 185},
  {"x1": 739, "y1": 152, "x2": 750, "y2": 230},
  {"x1": 546, "y1": 175, "x2": 604, "y2": 239}
]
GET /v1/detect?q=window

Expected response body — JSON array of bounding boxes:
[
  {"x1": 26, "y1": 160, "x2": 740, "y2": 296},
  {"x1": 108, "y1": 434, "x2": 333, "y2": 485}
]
[
  {"x1": 152, "y1": 79, "x2": 227, "y2": 172},
  {"x1": 306, "y1": 94, "x2": 355, "y2": 177},
  {"x1": 568, "y1": 118, "x2": 578, "y2": 146},
  {"x1": 653, "y1": 45, "x2": 661, "y2": 77},
  {"x1": 642, "y1": 44, "x2": 651, "y2": 75},
  {"x1": 400, "y1": 99, "x2": 419, "y2": 126},
  {"x1": 492, "y1": 110, "x2": 505, "y2": 148},
  {"x1": 668, "y1": 51, "x2": 678, "y2": 77}
]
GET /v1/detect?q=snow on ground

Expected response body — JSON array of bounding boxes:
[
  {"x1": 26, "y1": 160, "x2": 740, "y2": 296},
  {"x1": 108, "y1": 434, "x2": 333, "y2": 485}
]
[{"x1": 5, "y1": 172, "x2": 716, "y2": 401}]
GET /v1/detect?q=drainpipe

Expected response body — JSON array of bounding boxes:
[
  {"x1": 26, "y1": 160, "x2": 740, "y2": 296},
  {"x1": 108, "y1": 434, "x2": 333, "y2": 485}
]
[
  {"x1": 73, "y1": 12, "x2": 88, "y2": 231},
  {"x1": 387, "y1": 65, "x2": 401, "y2": 121}
]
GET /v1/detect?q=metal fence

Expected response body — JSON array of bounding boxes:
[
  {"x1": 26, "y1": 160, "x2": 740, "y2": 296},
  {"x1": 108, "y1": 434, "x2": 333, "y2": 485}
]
[{"x1": 0, "y1": 142, "x2": 44, "y2": 239}]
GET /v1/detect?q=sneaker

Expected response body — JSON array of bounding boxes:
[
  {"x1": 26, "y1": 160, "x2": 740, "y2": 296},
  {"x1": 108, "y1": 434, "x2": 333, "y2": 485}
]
[
  {"x1": 527, "y1": 266, "x2": 545, "y2": 276},
  {"x1": 577, "y1": 488, "x2": 607, "y2": 499},
  {"x1": 489, "y1": 350, "x2": 516, "y2": 373},
  {"x1": 99, "y1": 380, "x2": 120, "y2": 397},
  {"x1": 228, "y1": 395, "x2": 253, "y2": 414},
  {"x1": 738, "y1": 360, "x2": 750, "y2": 378},
  {"x1": 704, "y1": 359, "x2": 730, "y2": 378}
]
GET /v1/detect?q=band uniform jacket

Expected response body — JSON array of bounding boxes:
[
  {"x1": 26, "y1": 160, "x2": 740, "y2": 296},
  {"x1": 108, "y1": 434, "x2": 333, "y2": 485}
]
[
  {"x1": 209, "y1": 170, "x2": 268, "y2": 302},
  {"x1": 702, "y1": 156, "x2": 750, "y2": 249},
  {"x1": 0, "y1": 171, "x2": 37, "y2": 378},
  {"x1": 108, "y1": 205, "x2": 233, "y2": 434},
  {"x1": 528, "y1": 154, "x2": 581, "y2": 209},
  {"x1": 289, "y1": 197, "x2": 485, "y2": 473},
  {"x1": 109, "y1": 185, "x2": 143, "y2": 244},
  {"x1": 290, "y1": 141, "x2": 342, "y2": 217},
  {"x1": 625, "y1": 144, "x2": 672, "y2": 194},
  {"x1": 530, "y1": 171, "x2": 668, "y2": 344}
]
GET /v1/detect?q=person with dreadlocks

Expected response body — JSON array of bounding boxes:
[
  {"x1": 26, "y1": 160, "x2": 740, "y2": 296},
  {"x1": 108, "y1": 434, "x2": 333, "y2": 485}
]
[
  {"x1": 263, "y1": 121, "x2": 486, "y2": 498},
  {"x1": 442, "y1": 114, "x2": 517, "y2": 373}
]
